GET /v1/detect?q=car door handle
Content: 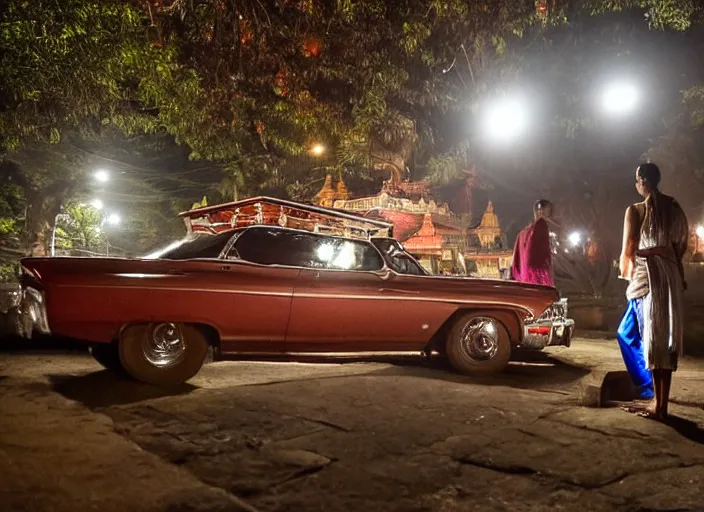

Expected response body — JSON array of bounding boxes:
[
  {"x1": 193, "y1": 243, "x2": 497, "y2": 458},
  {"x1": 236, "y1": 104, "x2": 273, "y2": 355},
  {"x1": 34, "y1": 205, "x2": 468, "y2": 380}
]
[{"x1": 378, "y1": 288, "x2": 420, "y2": 295}]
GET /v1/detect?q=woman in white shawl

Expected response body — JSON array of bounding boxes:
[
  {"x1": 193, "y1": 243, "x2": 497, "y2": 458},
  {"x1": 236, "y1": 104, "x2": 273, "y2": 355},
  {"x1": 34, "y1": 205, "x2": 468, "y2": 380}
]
[{"x1": 619, "y1": 163, "x2": 688, "y2": 420}]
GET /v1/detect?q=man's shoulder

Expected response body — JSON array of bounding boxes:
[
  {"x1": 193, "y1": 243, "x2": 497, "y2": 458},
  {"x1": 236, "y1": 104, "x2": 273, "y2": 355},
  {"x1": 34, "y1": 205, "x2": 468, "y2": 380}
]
[{"x1": 627, "y1": 202, "x2": 646, "y2": 218}]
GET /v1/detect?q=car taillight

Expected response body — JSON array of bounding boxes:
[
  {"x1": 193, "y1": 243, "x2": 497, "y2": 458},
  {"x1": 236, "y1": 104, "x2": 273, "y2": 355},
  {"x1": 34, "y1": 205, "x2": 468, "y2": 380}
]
[{"x1": 528, "y1": 326, "x2": 551, "y2": 335}]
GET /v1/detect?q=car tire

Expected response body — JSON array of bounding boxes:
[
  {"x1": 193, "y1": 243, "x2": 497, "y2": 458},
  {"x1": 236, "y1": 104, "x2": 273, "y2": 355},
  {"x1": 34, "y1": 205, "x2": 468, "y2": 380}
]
[
  {"x1": 118, "y1": 322, "x2": 208, "y2": 386},
  {"x1": 89, "y1": 342, "x2": 124, "y2": 374},
  {"x1": 445, "y1": 313, "x2": 512, "y2": 375}
]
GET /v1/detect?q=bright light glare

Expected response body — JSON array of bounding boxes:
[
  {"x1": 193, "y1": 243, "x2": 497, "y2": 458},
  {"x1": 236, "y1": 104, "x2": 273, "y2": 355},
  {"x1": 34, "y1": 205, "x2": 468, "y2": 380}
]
[
  {"x1": 602, "y1": 83, "x2": 639, "y2": 114},
  {"x1": 332, "y1": 243, "x2": 356, "y2": 269},
  {"x1": 568, "y1": 232, "x2": 582, "y2": 247},
  {"x1": 484, "y1": 321, "x2": 495, "y2": 335},
  {"x1": 311, "y1": 144, "x2": 325, "y2": 156},
  {"x1": 315, "y1": 242, "x2": 356, "y2": 269},
  {"x1": 90, "y1": 198, "x2": 104, "y2": 210},
  {"x1": 107, "y1": 213, "x2": 121, "y2": 226},
  {"x1": 94, "y1": 227, "x2": 102, "y2": 234},
  {"x1": 143, "y1": 239, "x2": 188, "y2": 259},
  {"x1": 696, "y1": 226, "x2": 704, "y2": 239},
  {"x1": 316, "y1": 243, "x2": 334, "y2": 261},
  {"x1": 484, "y1": 97, "x2": 528, "y2": 142},
  {"x1": 94, "y1": 169, "x2": 110, "y2": 183}
]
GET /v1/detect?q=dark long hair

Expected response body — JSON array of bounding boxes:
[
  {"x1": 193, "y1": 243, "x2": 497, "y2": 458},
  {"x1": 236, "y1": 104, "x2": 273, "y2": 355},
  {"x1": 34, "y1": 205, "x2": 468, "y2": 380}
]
[{"x1": 638, "y1": 163, "x2": 668, "y2": 241}]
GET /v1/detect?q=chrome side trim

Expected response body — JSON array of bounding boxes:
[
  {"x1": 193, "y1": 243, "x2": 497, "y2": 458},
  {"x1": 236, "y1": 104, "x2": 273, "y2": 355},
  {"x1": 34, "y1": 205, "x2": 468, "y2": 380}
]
[
  {"x1": 52, "y1": 283, "x2": 535, "y2": 317},
  {"x1": 54, "y1": 283, "x2": 293, "y2": 298}
]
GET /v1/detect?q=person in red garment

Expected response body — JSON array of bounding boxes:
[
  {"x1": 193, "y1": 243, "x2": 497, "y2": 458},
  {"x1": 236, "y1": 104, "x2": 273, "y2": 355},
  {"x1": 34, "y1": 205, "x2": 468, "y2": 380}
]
[{"x1": 511, "y1": 199, "x2": 555, "y2": 286}]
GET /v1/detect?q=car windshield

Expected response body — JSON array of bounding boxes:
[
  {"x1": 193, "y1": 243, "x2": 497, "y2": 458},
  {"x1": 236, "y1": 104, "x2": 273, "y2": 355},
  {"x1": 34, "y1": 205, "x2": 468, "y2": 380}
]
[
  {"x1": 143, "y1": 231, "x2": 235, "y2": 260},
  {"x1": 371, "y1": 238, "x2": 427, "y2": 276}
]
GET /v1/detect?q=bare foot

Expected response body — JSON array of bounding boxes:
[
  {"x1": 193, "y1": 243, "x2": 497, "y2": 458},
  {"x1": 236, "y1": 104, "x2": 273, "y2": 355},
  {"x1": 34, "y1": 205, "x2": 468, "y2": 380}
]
[
  {"x1": 643, "y1": 401, "x2": 661, "y2": 419},
  {"x1": 620, "y1": 400, "x2": 666, "y2": 421}
]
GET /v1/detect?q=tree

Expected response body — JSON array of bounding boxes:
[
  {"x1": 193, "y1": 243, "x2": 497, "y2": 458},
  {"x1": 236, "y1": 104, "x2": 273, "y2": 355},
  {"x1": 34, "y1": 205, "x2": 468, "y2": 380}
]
[
  {"x1": 0, "y1": 180, "x2": 23, "y2": 241},
  {"x1": 54, "y1": 204, "x2": 105, "y2": 255},
  {"x1": 644, "y1": 84, "x2": 704, "y2": 218},
  {"x1": 0, "y1": 1, "x2": 172, "y2": 151},
  {"x1": 0, "y1": 141, "x2": 93, "y2": 255},
  {"x1": 0, "y1": 0, "x2": 178, "y2": 253},
  {"x1": 1, "y1": 0, "x2": 702, "y2": 258}
]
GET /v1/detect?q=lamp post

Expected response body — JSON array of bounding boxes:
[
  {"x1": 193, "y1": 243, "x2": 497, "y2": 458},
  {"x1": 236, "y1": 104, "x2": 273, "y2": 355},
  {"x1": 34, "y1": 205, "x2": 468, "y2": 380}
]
[
  {"x1": 50, "y1": 212, "x2": 70, "y2": 257},
  {"x1": 103, "y1": 213, "x2": 121, "y2": 257}
]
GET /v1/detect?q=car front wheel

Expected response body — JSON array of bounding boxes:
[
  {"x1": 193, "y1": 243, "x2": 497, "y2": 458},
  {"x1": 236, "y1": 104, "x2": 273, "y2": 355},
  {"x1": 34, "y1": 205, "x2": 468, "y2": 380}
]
[
  {"x1": 445, "y1": 313, "x2": 512, "y2": 375},
  {"x1": 118, "y1": 322, "x2": 208, "y2": 386}
]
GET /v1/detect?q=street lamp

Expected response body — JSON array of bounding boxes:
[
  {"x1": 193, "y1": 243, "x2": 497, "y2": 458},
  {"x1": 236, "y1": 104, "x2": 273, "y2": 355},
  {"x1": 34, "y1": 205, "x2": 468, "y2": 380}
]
[
  {"x1": 102, "y1": 213, "x2": 121, "y2": 256},
  {"x1": 602, "y1": 82, "x2": 639, "y2": 115},
  {"x1": 50, "y1": 212, "x2": 71, "y2": 257},
  {"x1": 94, "y1": 169, "x2": 110, "y2": 183},
  {"x1": 311, "y1": 143, "x2": 325, "y2": 156},
  {"x1": 483, "y1": 96, "x2": 528, "y2": 143},
  {"x1": 568, "y1": 232, "x2": 582, "y2": 247}
]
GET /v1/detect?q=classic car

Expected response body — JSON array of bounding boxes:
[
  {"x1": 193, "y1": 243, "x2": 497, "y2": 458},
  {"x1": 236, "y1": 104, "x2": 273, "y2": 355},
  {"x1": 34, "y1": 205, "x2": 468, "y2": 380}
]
[{"x1": 18, "y1": 197, "x2": 571, "y2": 386}]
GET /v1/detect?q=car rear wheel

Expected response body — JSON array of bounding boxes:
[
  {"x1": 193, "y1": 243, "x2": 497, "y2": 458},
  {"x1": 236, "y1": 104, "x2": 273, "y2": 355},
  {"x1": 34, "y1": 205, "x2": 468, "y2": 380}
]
[
  {"x1": 445, "y1": 313, "x2": 511, "y2": 375},
  {"x1": 118, "y1": 322, "x2": 208, "y2": 386},
  {"x1": 89, "y1": 342, "x2": 123, "y2": 373}
]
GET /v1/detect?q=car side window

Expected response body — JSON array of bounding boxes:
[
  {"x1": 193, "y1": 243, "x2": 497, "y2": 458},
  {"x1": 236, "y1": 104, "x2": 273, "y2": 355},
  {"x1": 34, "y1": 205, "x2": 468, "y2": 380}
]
[
  {"x1": 156, "y1": 231, "x2": 236, "y2": 260},
  {"x1": 232, "y1": 227, "x2": 384, "y2": 271},
  {"x1": 312, "y1": 236, "x2": 384, "y2": 271},
  {"x1": 371, "y1": 238, "x2": 427, "y2": 275}
]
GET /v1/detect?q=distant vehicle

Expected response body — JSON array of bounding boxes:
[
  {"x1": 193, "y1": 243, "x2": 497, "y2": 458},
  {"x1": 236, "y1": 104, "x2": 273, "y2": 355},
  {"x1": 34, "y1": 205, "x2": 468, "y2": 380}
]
[{"x1": 18, "y1": 197, "x2": 573, "y2": 386}]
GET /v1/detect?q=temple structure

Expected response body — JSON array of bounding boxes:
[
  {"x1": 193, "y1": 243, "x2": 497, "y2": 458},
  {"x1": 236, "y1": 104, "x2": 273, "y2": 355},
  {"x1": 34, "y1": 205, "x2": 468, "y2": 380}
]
[{"x1": 314, "y1": 175, "x2": 512, "y2": 277}]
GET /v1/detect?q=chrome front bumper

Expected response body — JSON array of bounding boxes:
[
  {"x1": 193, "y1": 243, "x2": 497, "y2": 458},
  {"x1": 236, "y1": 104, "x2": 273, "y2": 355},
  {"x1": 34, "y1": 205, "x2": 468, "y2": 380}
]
[{"x1": 520, "y1": 298, "x2": 575, "y2": 350}]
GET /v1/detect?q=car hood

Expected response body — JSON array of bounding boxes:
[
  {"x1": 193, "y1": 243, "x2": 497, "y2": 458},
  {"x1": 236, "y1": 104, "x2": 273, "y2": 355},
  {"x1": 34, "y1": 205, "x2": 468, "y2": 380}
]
[{"x1": 392, "y1": 272, "x2": 560, "y2": 320}]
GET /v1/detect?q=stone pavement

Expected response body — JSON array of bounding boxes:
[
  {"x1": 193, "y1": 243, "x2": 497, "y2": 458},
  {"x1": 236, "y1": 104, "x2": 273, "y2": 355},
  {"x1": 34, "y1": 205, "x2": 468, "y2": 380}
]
[{"x1": 1, "y1": 339, "x2": 704, "y2": 512}]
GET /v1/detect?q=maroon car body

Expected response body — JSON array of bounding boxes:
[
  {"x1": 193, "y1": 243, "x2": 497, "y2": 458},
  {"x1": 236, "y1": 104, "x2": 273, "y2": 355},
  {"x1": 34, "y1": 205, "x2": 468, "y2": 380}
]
[{"x1": 19, "y1": 197, "x2": 561, "y2": 385}]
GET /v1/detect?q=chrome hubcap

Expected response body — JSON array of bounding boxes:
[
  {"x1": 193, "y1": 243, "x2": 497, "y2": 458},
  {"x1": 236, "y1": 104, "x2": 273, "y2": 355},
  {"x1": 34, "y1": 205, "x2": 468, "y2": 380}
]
[
  {"x1": 142, "y1": 323, "x2": 186, "y2": 368},
  {"x1": 458, "y1": 317, "x2": 500, "y2": 362}
]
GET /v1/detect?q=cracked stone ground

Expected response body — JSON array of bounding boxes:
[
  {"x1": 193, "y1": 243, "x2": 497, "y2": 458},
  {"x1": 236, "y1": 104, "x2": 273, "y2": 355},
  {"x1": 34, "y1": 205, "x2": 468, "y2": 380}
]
[{"x1": 1, "y1": 339, "x2": 704, "y2": 512}]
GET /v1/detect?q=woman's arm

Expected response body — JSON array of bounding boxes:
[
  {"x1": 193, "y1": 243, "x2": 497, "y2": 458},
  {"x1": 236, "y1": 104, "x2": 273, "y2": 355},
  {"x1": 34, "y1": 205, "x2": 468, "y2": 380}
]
[{"x1": 619, "y1": 205, "x2": 639, "y2": 280}]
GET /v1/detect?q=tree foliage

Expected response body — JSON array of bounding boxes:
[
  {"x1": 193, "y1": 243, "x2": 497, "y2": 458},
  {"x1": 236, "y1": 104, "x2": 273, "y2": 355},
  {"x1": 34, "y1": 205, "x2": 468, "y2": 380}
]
[
  {"x1": 0, "y1": 181, "x2": 23, "y2": 239},
  {"x1": 645, "y1": 83, "x2": 704, "y2": 219},
  {"x1": 0, "y1": 0, "x2": 703, "y2": 258},
  {"x1": 54, "y1": 204, "x2": 105, "y2": 254}
]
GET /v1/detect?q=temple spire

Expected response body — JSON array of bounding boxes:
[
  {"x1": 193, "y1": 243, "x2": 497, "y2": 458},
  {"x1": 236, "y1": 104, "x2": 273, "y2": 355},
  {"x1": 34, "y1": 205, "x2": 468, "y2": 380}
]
[{"x1": 314, "y1": 174, "x2": 336, "y2": 207}]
